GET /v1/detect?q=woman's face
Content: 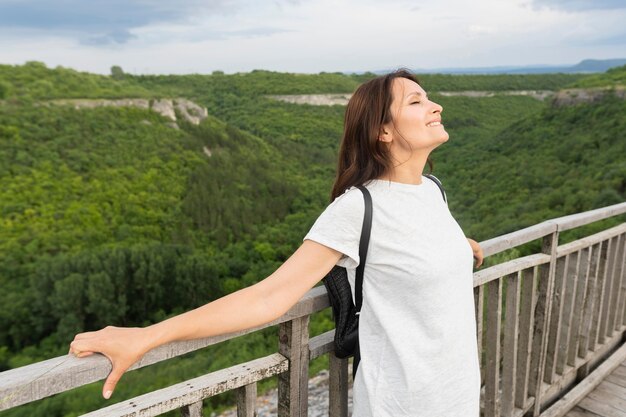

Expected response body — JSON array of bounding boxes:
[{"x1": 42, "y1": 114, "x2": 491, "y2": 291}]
[{"x1": 381, "y1": 77, "x2": 449, "y2": 153}]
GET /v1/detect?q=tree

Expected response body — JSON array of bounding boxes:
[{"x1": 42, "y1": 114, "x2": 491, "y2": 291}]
[
  {"x1": 110, "y1": 65, "x2": 125, "y2": 80},
  {"x1": 0, "y1": 81, "x2": 9, "y2": 99}
]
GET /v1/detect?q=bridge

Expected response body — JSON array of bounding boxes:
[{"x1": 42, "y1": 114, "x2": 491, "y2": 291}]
[{"x1": 1, "y1": 202, "x2": 625, "y2": 416}]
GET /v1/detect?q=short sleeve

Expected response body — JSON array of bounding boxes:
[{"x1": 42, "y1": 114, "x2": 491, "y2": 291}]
[{"x1": 303, "y1": 187, "x2": 365, "y2": 269}]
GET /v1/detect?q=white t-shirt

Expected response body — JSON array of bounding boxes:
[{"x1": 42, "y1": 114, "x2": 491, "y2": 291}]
[{"x1": 303, "y1": 175, "x2": 481, "y2": 417}]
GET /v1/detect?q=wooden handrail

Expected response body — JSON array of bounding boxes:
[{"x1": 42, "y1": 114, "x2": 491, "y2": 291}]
[{"x1": 1, "y1": 201, "x2": 625, "y2": 416}]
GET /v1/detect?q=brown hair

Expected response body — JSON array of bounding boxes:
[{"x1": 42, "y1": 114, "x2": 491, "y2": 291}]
[{"x1": 330, "y1": 68, "x2": 434, "y2": 201}]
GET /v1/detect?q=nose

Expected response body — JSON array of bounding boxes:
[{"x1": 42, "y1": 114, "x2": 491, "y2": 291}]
[{"x1": 432, "y1": 100, "x2": 443, "y2": 113}]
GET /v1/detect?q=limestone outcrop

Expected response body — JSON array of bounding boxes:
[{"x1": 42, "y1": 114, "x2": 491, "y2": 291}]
[
  {"x1": 44, "y1": 98, "x2": 209, "y2": 126},
  {"x1": 551, "y1": 87, "x2": 626, "y2": 107},
  {"x1": 268, "y1": 87, "x2": 626, "y2": 107}
]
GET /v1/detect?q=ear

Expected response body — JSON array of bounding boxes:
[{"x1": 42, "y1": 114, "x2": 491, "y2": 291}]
[{"x1": 378, "y1": 124, "x2": 392, "y2": 143}]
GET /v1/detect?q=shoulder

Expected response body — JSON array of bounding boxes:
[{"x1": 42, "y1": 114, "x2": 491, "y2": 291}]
[
  {"x1": 335, "y1": 185, "x2": 366, "y2": 202},
  {"x1": 318, "y1": 186, "x2": 366, "y2": 221},
  {"x1": 424, "y1": 174, "x2": 448, "y2": 204},
  {"x1": 424, "y1": 173, "x2": 443, "y2": 186}
]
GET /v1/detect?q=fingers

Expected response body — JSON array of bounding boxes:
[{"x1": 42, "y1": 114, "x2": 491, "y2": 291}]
[
  {"x1": 103, "y1": 364, "x2": 125, "y2": 399},
  {"x1": 73, "y1": 331, "x2": 98, "y2": 340},
  {"x1": 69, "y1": 340, "x2": 96, "y2": 357},
  {"x1": 67, "y1": 326, "x2": 145, "y2": 400},
  {"x1": 473, "y1": 255, "x2": 483, "y2": 269}
]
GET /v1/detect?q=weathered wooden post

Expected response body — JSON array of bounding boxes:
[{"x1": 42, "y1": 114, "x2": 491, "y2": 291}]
[
  {"x1": 180, "y1": 401, "x2": 203, "y2": 417},
  {"x1": 236, "y1": 383, "x2": 257, "y2": 417},
  {"x1": 278, "y1": 316, "x2": 310, "y2": 417},
  {"x1": 516, "y1": 266, "x2": 538, "y2": 411},
  {"x1": 328, "y1": 354, "x2": 349, "y2": 417},
  {"x1": 502, "y1": 271, "x2": 521, "y2": 416},
  {"x1": 530, "y1": 230, "x2": 559, "y2": 416},
  {"x1": 484, "y1": 276, "x2": 502, "y2": 417}
]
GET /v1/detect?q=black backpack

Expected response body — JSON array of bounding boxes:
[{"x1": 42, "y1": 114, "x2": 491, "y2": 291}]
[{"x1": 321, "y1": 174, "x2": 447, "y2": 380}]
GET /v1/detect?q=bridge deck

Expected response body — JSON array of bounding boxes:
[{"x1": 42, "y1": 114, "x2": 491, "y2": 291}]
[{"x1": 565, "y1": 358, "x2": 626, "y2": 417}]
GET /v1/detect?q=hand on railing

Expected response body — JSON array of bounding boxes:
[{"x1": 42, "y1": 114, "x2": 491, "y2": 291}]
[
  {"x1": 467, "y1": 238, "x2": 484, "y2": 268},
  {"x1": 69, "y1": 326, "x2": 151, "y2": 400}
]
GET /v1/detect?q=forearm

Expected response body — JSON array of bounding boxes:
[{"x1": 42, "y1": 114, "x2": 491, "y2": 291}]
[{"x1": 143, "y1": 283, "x2": 275, "y2": 351}]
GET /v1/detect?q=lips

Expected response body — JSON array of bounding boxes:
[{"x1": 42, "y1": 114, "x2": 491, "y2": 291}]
[{"x1": 426, "y1": 120, "x2": 442, "y2": 127}]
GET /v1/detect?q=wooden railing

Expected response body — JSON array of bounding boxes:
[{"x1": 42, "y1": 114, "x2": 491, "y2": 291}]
[{"x1": 1, "y1": 202, "x2": 625, "y2": 417}]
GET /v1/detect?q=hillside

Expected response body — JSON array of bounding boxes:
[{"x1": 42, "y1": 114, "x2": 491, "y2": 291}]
[
  {"x1": 569, "y1": 64, "x2": 626, "y2": 88},
  {"x1": 0, "y1": 63, "x2": 625, "y2": 416}
]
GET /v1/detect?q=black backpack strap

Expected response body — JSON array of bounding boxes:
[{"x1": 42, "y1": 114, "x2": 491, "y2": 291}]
[
  {"x1": 353, "y1": 185, "x2": 372, "y2": 381},
  {"x1": 354, "y1": 185, "x2": 372, "y2": 313},
  {"x1": 424, "y1": 173, "x2": 447, "y2": 204}
]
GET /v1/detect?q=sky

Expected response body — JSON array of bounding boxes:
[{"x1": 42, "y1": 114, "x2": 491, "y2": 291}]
[{"x1": 0, "y1": 0, "x2": 625, "y2": 75}]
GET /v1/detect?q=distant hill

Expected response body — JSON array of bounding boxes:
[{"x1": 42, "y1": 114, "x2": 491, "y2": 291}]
[{"x1": 370, "y1": 58, "x2": 626, "y2": 75}]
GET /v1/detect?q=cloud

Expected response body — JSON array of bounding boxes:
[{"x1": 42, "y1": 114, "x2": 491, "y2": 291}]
[
  {"x1": 83, "y1": 29, "x2": 137, "y2": 46},
  {"x1": 577, "y1": 32, "x2": 626, "y2": 46},
  {"x1": 529, "y1": 0, "x2": 626, "y2": 11},
  {"x1": 468, "y1": 25, "x2": 497, "y2": 35},
  {"x1": 0, "y1": 0, "x2": 625, "y2": 74},
  {"x1": 0, "y1": 0, "x2": 283, "y2": 45}
]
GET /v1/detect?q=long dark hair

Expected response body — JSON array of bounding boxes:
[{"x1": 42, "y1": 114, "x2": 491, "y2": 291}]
[{"x1": 330, "y1": 69, "x2": 434, "y2": 201}]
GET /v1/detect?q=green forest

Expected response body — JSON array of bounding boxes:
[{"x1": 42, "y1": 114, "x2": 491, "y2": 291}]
[{"x1": 0, "y1": 62, "x2": 625, "y2": 416}]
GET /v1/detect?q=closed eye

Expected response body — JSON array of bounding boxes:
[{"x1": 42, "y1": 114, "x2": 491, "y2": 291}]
[{"x1": 410, "y1": 101, "x2": 420, "y2": 104}]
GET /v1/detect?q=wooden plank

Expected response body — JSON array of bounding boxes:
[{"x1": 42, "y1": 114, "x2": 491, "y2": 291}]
[
  {"x1": 516, "y1": 267, "x2": 538, "y2": 409},
  {"x1": 552, "y1": 202, "x2": 626, "y2": 232},
  {"x1": 608, "y1": 235, "x2": 625, "y2": 333},
  {"x1": 605, "y1": 373, "x2": 626, "y2": 389},
  {"x1": 613, "y1": 365, "x2": 626, "y2": 378},
  {"x1": 480, "y1": 222, "x2": 557, "y2": 258},
  {"x1": 309, "y1": 329, "x2": 334, "y2": 359},
  {"x1": 595, "y1": 379, "x2": 626, "y2": 401},
  {"x1": 578, "y1": 243, "x2": 602, "y2": 360},
  {"x1": 606, "y1": 235, "x2": 624, "y2": 337},
  {"x1": 475, "y1": 285, "x2": 485, "y2": 387},
  {"x1": 614, "y1": 234, "x2": 626, "y2": 330},
  {"x1": 502, "y1": 271, "x2": 521, "y2": 416},
  {"x1": 329, "y1": 354, "x2": 349, "y2": 417},
  {"x1": 538, "y1": 342, "x2": 626, "y2": 417},
  {"x1": 558, "y1": 252, "x2": 579, "y2": 374},
  {"x1": 545, "y1": 255, "x2": 568, "y2": 384},
  {"x1": 81, "y1": 353, "x2": 288, "y2": 417},
  {"x1": 586, "y1": 388, "x2": 626, "y2": 413},
  {"x1": 567, "y1": 248, "x2": 591, "y2": 367},
  {"x1": 577, "y1": 395, "x2": 626, "y2": 417},
  {"x1": 599, "y1": 237, "x2": 618, "y2": 344},
  {"x1": 180, "y1": 401, "x2": 203, "y2": 417},
  {"x1": 473, "y1": 253, "x2": 550, "y2": 287},
  {"x1": 533, "y1": 231, "x2": 560, "y2": 416},
  {"x1": 236, "y1": 383, "x2": 257, "y2": 417},
  {"x1": 590, "y1": 241, "x2": 610, "y2": 352},
  {"x1": 565, "y1": 405, "x2": 603, "y2": 416},
  {"x1": 484, "y1": 277, "x2": 503, "y2": 417},
  {"x1": 278, "y1": 316, "x2": 310, "y2": 417},
  {"x1": 557, "y1": 224, "x2": 626, "y2": 258},
  {"x1": 479, "y1": 205, "x2": 625, "y2": 259}
]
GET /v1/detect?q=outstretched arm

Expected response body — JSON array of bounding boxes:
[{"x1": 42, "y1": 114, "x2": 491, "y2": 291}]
[{"x1": 69, "y1": 239, "x2": 342, "y2": 399}]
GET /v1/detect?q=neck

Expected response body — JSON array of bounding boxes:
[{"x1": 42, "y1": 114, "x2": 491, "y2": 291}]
[{"x1": 378, "y1": 152, "x2": 430, "y2": 185}]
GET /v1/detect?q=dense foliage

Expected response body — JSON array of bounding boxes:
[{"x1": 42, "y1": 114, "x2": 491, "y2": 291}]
[
  {"x1": 569, "y1": 64, "x2": 626, "y2": 88},
  {"x1": 0, "y1": 62, "x2": 153, "y2": 100},
  {"x1": 0, "y1": 62, "x2": 624, "y2": 416}
]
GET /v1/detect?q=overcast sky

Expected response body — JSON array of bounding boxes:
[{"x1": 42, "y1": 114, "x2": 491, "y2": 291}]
[{"x1": 0, "y1": 0, "x2": 624, "y2": 75}]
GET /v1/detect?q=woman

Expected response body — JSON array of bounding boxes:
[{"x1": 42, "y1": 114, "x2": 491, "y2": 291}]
[{"x1": 70, "y1": 69, "x2": 484, "y2": 416}]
